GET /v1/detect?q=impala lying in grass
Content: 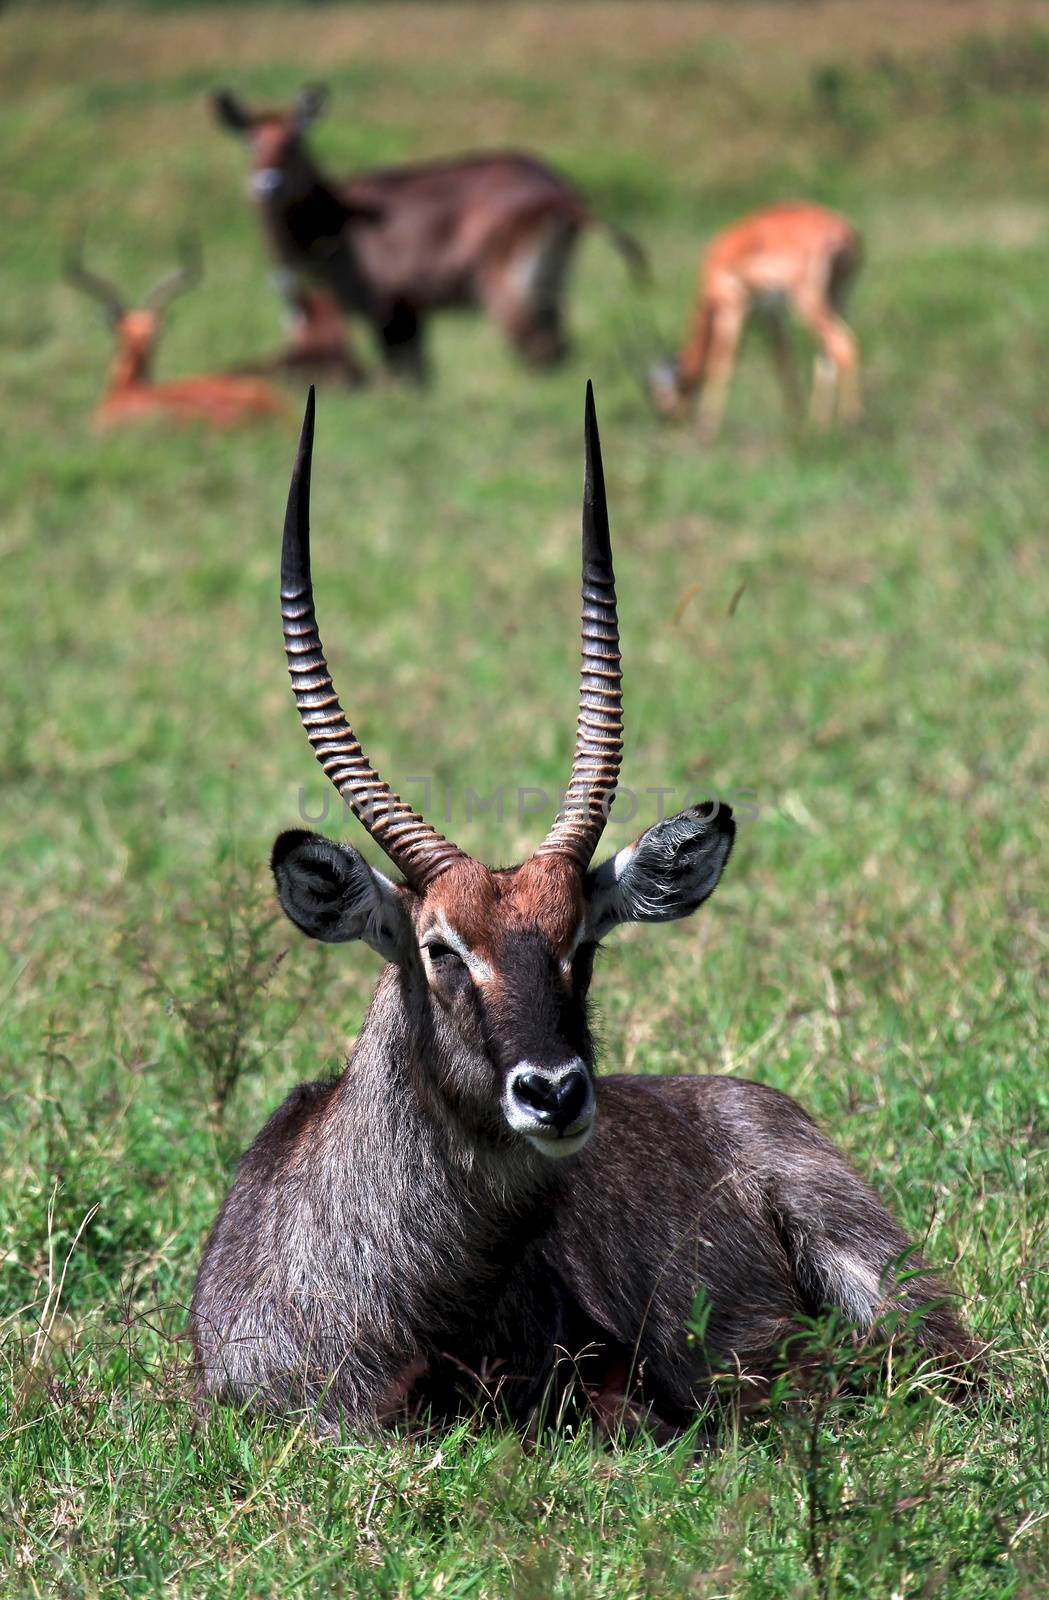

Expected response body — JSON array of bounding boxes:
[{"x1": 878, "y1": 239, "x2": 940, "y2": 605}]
[{"x1": 66, "y1": 239, "x2": 285, "y2": 430}]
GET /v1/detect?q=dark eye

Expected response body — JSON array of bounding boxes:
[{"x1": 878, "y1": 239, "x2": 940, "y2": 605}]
[{"x1": 424, "y1": 940, "x2": 463, "y2": 967}]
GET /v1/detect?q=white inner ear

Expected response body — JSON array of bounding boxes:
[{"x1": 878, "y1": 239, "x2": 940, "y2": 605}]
[
  {"x1": 584, "y1": 843, "x2": 638, "y2": 941},
  {"x1": 584, "y1": 811, "x2": 733, "y2": 937},
  {"x1": 348, "y1": 864, "x2": 411, "y2": 962}
]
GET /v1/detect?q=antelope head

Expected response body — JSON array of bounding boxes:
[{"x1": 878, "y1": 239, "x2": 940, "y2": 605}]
[
  {"x1": 213, "y1": 85, "x2": 384, "y2": 229},
  {"x1": 65, "y1": 237, "x2": 203, "y2": 372},
  {"x1": 273, "y1": 385, "x2": 735, "y2": 1158},
  {"x1": 648, "y1": 357, "x2": 694, "y2": 419},
  {"x1": 214, "y1": 85, "x2": 329, "y2": 201}
]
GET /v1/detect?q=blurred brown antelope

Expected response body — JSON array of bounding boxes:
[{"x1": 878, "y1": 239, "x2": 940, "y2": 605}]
[
  {"x1": 650, "y1": 203, "x2": 862, "y2": 441},
  {"x1": 66, "y1": 240, "x2": 285, "y2": 430},
  {"x1": 212, "y1": 85, "x2": 647, "y2": 382},
  {"x1": 190, "y1": 384, "x2": 977, "y2": 1437}
]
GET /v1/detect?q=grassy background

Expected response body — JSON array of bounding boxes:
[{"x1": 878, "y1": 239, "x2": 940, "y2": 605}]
[{"x1": 2, "y1": 3, "x2": 1049, "y2": 1594}]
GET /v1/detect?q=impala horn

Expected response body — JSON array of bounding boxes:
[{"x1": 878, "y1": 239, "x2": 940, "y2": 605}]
[
  {"x1": 280, "y1": 388, "x2": 468, "y2": 890},
  {"x1": 64, "y1": 235, "x2": 126, "y2": 326},
  {"x1": 534, "y1": 380, "x2": 623, "y2": 871},
  {"x1": 146, "y1": 235, "x2": 203, "y2": 314}
]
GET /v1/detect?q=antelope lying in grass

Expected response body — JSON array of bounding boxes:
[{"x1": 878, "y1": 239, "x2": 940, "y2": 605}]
[
  {"x1": 191, "y1": 384, "x2": 977, "y2": 1436},
  {"x1": 66, "y1": 241, "x2": 285, "y2": 430},
  {"x1": 650, "y1": 203, "x2": 862, "y2": 442},
  {"x1": 229, "y1": 285, "x2": 367, "y2": 388}
]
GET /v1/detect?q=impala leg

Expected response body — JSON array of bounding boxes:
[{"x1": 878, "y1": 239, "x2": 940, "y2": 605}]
[
  {"x1": 810, "y1": 352, "x2": 838, "y2": 429},
  {"x1": 828, "y1": 255, "x2": 862, "y2": 422},
  {"x1": 822, "y1": 318, "x2": 861, "y2": 423},
  {"x1": 837, "y1": 332, "x2": 862, "y2": 422},
  {"x1": 798, "y1": 301, "x2": 861, "y2": 427},
  {"x1": 696, "y1": 303, "x2": 744, "y2": 444},
  {"x1": 764, "y1": 309, "x2": 803, "y2": 426}
]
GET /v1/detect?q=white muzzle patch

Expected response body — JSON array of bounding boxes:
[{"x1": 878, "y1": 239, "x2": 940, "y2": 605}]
[
  {"x1": 251, "y1": 169, "x2": 283, "y2": 198},
  {"x1": 502, "y1": 1059, "x2": 596, "y2": 1159}
]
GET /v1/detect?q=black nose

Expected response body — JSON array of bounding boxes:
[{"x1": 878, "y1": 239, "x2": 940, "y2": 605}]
[{"x1": 512, "y1": 1067, "x2": 591, "y2": 1133}]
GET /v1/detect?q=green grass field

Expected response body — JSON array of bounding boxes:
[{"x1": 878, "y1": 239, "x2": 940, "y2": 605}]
[{"x1": 3, "y1": 3, "x2": 1049, "y2": 1594}]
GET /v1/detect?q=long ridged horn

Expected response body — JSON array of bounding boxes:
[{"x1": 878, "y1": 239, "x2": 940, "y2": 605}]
[
  {"x1": 534, "y1": 381, "x2": 623, "y2": 870},
  {"x1": 281, "y1": 389, "x2": 467, "y2": 889}
]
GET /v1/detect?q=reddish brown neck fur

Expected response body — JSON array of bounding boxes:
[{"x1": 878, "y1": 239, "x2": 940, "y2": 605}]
[{"x1": 105, "y1": 312, "x2": 159, "y2": 398}]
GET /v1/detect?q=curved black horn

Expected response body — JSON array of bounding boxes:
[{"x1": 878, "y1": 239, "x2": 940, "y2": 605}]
[
  {"x1": 534, "y1": 381, "x2": 623, "y2": 870},
  {"x1": 280, "y1": 390, "x2": 468, "y2": 889},
  {"x1": 146, "y1": 236, "x2": 203, "y2": 314}
]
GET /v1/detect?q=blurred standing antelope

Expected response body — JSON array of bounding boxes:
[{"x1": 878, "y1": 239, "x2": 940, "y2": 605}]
[
  {"x1": 189, "y1": 383, "x2": 976, "y2": 1439},
  {"x1": 212, "y1": 85, "x2": 647, "y2": 382},
  {"x1": 66, "y1": 241, "x2": 285, "y2": 430},
  {"x1": 650, "y1": 203, "x2": 862, "y2": 441}
]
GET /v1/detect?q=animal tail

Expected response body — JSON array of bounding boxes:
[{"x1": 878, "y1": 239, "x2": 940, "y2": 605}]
[
  {"x1": 593, "y1": 219, "x2": 650, "y2": 285},
  {"x1": 829, "y1": 226, "x2": 863, "y2": 312}
]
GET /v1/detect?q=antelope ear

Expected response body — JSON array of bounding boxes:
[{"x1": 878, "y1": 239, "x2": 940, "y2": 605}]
[
  {"x1": 213, "y1": 90, "x2": 252, "y2": 134},
  {"x1": 294, "y1": 83, "x2": 328, "y2": 131},
  {"x1": 584, "y1": 803, "x2": 735, "y2": 941},
  {"x1": 272, "y1": 830, "x2": 413, "y2": 964}
]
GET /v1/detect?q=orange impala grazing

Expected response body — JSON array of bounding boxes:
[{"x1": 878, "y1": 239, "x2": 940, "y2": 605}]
[{"x1": 650, "y1": 204, "x2": 862, "y2": 441}]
